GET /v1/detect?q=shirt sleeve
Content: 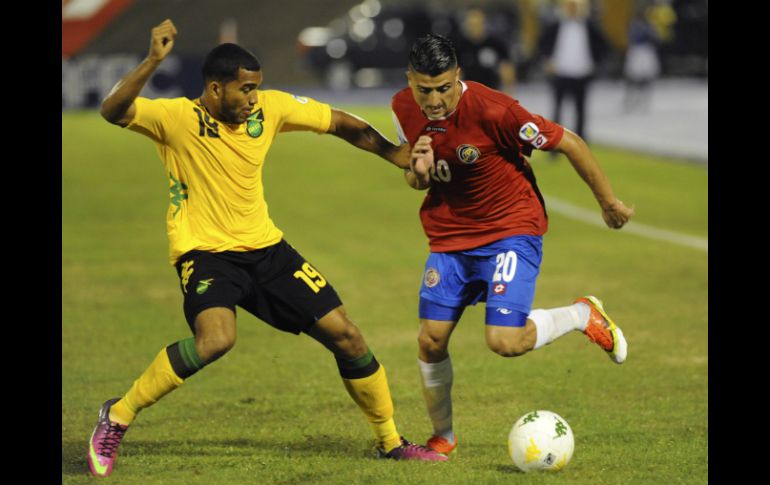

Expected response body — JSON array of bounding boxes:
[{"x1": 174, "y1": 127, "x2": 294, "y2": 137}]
[
  {"x1": 391, "y1": 110, "x2": 408, "y2": 145},
  {"x1": 500, "y1": 101, "x2": 564, "y2": 153},
  {"x1": 273, "y1": 91, "x2": 332, "y2": 133},
  {"x1": 126, "y1": 97, "x2": 184, "y2": 144}
]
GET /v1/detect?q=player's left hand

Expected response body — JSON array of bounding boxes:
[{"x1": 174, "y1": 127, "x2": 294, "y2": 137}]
[{"x1": 601, "y1": 199, "x2": 635, "y2": 229}]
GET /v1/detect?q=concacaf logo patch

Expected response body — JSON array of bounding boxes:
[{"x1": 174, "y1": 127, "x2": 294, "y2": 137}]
[
  {"x1": 424, "y1": 268, "x2": 440, "y2": 288},
  {"x1": 519, "y1": 122, "x2": 540, "y2": 141},
  {"x1": 247, "y1": 109, "x2": 265, "y2": 138},
  {"x1": 456, "y1": 144, "x2": 481, "y2": 164}
]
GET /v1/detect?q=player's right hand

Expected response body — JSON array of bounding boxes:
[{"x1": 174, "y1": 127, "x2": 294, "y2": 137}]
[
  {"x1": 149, "y1": 19, "x2": 178, "y2": 62},
  {"x1": 410, "y1": 135, "x2": 434, "y2": 184},
  {"x1": 601, "y1": 199, "x2": 635, "y2": 229}
]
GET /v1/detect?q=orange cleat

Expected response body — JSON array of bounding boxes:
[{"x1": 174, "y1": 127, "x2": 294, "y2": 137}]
[
  {"x1": 427, "y1": 434, "x2": 457, "y2": 455},
  {"x1": 575, "y1": 296, "x2": 628, "y2": 364}
]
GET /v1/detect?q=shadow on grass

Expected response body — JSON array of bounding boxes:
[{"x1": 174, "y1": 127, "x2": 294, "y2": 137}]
[
  {"x1": 495, "y1": 464, "x2": 524, "y2": 474},
  {"x1": 62, "y1": 434, "x2": 361, "y2": 476}
]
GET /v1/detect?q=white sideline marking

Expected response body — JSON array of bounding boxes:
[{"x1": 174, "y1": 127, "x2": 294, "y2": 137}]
[{"x1": 544, "y1": 195, "x2": 708, "y2": 253}]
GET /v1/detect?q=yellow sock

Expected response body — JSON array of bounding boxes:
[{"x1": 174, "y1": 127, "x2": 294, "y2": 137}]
[
  {"x1": 109, "y1": 347, "x2": 185, "y2": 425},
  {"x1": 343, "y1": 364, "x2": 402, "y2": 452}
]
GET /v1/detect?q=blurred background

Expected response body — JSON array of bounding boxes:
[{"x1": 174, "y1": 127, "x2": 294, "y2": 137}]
[{"x1": 62, "y1": 0, "x2": 707, "y2": 161}]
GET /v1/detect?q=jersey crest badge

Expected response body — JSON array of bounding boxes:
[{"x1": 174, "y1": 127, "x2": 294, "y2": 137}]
[
  {"x1": 456, "y1": 144, "x2": 481, "y2": 164},
  {"x1": 519, "y1": 122, "x2": 540, "y2": 141},
  {"x1": 247, "y1": 109, "x2": 265, "y2": 138},
  {"x1": 424, "y1": 268, "x2": 440, "y2": 288}
]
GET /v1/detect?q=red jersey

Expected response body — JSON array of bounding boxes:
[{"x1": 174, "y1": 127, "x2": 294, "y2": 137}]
[{"x1": 392, "y1": 81, "x2": 564, "y2": 252}]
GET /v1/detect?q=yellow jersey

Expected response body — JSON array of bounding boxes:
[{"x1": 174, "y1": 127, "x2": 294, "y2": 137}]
[{"x1": 127, "y1": 91, "x2": 332, "y2": 264}]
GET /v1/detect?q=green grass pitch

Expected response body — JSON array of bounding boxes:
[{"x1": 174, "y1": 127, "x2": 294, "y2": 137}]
[{"x1": 62, "y1": 107, "x2": 707, "y2": 484}]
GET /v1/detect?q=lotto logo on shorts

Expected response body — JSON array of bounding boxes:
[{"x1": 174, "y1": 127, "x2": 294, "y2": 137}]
[
  {"x1": 424, "y1": 268, "x2": 440, "y2": 288},
  {"x1": 533, "y1": 134, "x2": 549, "y2": 148},
  {"x1": 493, "y1": 283, "x2": 507, "y2": 295}
]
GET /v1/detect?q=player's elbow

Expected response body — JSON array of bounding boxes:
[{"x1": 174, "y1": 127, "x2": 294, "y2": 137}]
[
  {"x1": 100, "y1": 99, "x2": 131, "y2": 126},
  {"x1": 555, "y1": 129, "x2": 586, "y2": 156},
  {"x1": 100, "y1": 104, "x2": 120, "y2": 125}
]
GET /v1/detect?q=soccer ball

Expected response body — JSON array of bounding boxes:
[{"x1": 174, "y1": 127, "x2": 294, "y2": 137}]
[{"x1": 507, "y1": 410, "x2": 574, "y2": 472}]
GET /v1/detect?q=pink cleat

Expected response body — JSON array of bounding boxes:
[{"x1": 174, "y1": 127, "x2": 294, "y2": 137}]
[
  {"x1": 378, "y1": 437, "x2": 448, "y2": 461},
  {"x1": 87, "y1": 398, "x2": 128, "y2": 477}
]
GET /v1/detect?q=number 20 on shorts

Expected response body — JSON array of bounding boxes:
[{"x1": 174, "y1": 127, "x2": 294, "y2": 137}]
[
  {"x1": 493, "y1": 251, "x2": 517, "y2": 282},
  {"x1": 294, "y1": 262, "x2": 327, "y2": 293}
]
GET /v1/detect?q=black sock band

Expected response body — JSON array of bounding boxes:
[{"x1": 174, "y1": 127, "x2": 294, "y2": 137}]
[
  {"x1": 336, "y1": 348, "x2": 380, "y2": 379},
  {"x1": 166, "y1": 338, "x2": 205, "y2": 379}
]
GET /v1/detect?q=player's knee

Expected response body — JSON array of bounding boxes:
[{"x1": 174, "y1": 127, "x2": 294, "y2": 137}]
[
  {"x1": 418, "y1": 330, "x2": 448, "y2": 360},
  {"x1": 197, "y1": 332, "x2": 236, "y2": 363},
  {"x1": 487, "y1": 337, "x2": 529, "y2": 358},
  {"x1": 332, "y1": 319, "x2": 367, "y2": 359}
]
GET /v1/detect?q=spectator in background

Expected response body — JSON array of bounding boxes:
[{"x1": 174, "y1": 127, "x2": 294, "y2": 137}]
[
  {"x1": 623, "y1": 7, "x2": 661, "y2": 113},
  {"x1": 538, "y1": 0, "x2": 608, "y2": 143},
  {"x1": 452, "y1": 8, "x2": 516, "y2": 93}
]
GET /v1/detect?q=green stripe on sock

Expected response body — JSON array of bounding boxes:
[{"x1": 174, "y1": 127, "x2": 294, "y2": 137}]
[
  {"x1": 179, "y1": 337, "x2": 204, "y2": 369},
  {"x1": 166, "y1": 338, "x2": 205, "y2": 379},
  {"x1": 336, "y1": 349, "x2": 379, "y2": 379},
  {"x1": 337, "y1": 348, "x2": 373, "y2": 369}
]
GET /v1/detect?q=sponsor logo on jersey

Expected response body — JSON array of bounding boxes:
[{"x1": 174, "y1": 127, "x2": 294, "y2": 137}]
[
  {"x1": 533, "y1": 134, "x2": 549, "y2": 148},
  {"x1": 519, "y1": 122, "x2": 540, "y2": 141},
  {"x1": 496, "y1": 308, "x2": 513, "y2": 315},
  {"x1": 247, "y1": 109, "x2": 265, "y2": 138},
  {"x1": 292, "y1": 94, "x2": 309, "y2": 104},
  {"x1": 424, "y1": 268, "x2": 440, "y2": 288},
  {"x1": 456, "y1": 144, "x2": 481, "y2": 164},
  {"x1": 425, "y1": 126, "x2": 447, "y2": 133},
  {"x1": 493, "y1": 283, "x2": 507, "y2": 295}
]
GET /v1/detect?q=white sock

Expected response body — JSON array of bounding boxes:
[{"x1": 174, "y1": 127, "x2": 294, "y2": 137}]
[
  {"x1": 531, "y1": 303, "x2": 591, "y2": 349},
  {"x1": 418, "y1": 356, "x2": 454, "y2": 441}
]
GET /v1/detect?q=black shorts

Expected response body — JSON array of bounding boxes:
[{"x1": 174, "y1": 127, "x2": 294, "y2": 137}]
[{"x1": 174, "y1": 240, "x2": 342, "y2": 335}]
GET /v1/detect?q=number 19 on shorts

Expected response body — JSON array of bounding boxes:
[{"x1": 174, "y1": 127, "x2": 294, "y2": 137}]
[{"x1": 294, "y1": 262, "x2": 327, "y2": 293}]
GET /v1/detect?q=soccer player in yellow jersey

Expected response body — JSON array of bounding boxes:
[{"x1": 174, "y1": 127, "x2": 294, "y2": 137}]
[{"x1": 86, "y1": 19, "x2": 446, "y2": 477}]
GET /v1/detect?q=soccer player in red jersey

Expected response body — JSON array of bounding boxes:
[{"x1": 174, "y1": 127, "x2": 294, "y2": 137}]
[{"x1": 391, "y1": 34, "x2": 635, "y2": 456}]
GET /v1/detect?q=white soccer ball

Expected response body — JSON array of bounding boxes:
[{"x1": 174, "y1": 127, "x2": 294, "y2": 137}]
[{"x1": 507, "y1": 410, "x2": 574, "y2": 472}]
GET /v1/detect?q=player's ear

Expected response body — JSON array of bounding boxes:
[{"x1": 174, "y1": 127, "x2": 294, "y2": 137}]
[{"x1": 207, "y1": 81, "x2": 222, "y2": 99}]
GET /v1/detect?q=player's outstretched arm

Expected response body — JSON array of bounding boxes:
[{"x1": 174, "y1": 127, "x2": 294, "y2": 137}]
[
  {"x1": 554, "y1": 129, "x2": 635, "y2": 229},
  {"x1": 100, "y1": 19, "x2": 178, "y2": 126},
  {"x1": 327, "y1": 109, "x2": 410, "y2": 169}
]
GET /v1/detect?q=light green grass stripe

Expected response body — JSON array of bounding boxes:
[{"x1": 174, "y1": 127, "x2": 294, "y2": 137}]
[{"x1": 545, "y1": 195, "x2": 708, "y2": 252}]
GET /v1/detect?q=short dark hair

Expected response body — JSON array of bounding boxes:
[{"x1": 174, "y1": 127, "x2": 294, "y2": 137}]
[
  {"x1": 408, "y1": 34, "x2": 457, "y2": 76},
  {"x1": 202, "y1": 43, "x2": 261, "y2": 83}
]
